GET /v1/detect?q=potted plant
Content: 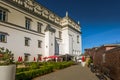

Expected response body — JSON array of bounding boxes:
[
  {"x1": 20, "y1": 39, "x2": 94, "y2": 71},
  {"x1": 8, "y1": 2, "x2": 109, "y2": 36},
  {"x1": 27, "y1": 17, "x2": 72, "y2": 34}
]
[{"x1": 0, "y1": 47, "x2": 16, "y2": 80}]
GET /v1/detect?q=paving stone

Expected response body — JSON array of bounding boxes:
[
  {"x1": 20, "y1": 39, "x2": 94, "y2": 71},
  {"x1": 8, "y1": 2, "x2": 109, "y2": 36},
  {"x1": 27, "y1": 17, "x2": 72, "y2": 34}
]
[{"x1": 32, "y1": 64, "x2": 98, "y2": 80}]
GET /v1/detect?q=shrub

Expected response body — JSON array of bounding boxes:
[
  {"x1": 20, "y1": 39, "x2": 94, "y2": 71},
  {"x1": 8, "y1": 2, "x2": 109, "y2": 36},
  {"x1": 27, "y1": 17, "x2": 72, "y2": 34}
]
[
  {"x1": 29, "y1": 62, "x2": 40, "y2": 69},
  {"x1": 16, "y1": 61, "x2": 74, "y2": 80},
  {"x1": 16, "y1": 67, "x2": 29, "y2": 73},
  {"x1": 87, "y1": 57, "x2": 93, "y2": 67},
  {"x1": 16, "y1": 66, "x2": 53, "y2": 80},
  {"x1": 0, "y1": 47, "x2": 14, "y2": 65},
  {"x1": 15, "y1": 62, "x2": 23, "y2": 67}
]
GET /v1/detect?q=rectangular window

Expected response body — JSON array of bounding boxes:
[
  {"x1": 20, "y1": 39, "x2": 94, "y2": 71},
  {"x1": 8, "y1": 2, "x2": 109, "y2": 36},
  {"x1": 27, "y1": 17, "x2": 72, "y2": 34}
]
[
  {"x1": 59, "y1": 31, "x2": 62, "y2": 39},
  {"x1": 0, "y1": 32, "x2": 8, "y2": 43},
  {"x1": 77, "y1": 35, "x2": 79, "y2": 43},
  {"x1": 25, "y1": 37, "x2": 30, "y2": 46},
  {"x1": 0, "y1": 9, "x2": 7, "y2": 21},
  {"x1": 37, "y1": 22, "x2": 42, "y2": 33},
  {"x1": 37, "y1": 55, "x2": 42, "y2": 61},
  {"x1": 38, "y1": 40, "x2": 42, "y2": 48},
  {"x1": 24, "y1": 53, "x2": 30, "y2": 62},
  {"x1": 0, "y1": 34, "x2": 6, "y2": 42},
  {"x1": 24, "y1": 55, "x2": 29, "y2": 61},
  {"x1": 25, "y1": 18, "x2": 32, "y2": 30}
]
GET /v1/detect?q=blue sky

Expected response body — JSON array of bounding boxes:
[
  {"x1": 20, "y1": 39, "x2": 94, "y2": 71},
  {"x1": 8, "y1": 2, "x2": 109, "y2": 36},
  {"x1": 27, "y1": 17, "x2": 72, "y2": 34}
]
[{"x1": 36, "y1": 0, "x2": 120, "y2": 53}]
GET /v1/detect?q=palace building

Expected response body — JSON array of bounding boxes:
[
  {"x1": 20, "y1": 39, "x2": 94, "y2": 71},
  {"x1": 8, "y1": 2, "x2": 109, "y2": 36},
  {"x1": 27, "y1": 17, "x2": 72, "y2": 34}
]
[{"x1": 0, "y1": 0, "x2": 82, "y2": 61}]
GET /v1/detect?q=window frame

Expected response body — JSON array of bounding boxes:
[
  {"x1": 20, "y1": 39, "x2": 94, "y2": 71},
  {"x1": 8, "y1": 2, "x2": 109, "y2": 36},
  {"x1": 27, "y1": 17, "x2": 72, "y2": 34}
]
[
  {"x1": 0, "y1": 34, "x2": 6, "y2": 43},
  {"x1": 24, "y1": 53, "x2": 31, "y2": 62},
  {"x1": 37, "y1": 22, "x2": 42, "y2": 33},
  {"x1": 0, "y1": 9, "x2": 8, "y2": 22},
  {"x1": 59, "y1": 31, "x2": 62, "y2": 39},
  {"x1": 0, "y1": 32, "x2": 9, "y2": 43},
  {"x1": 77, "y1": 35, "x2": 79, "y2": 43},
  {"x1": 25, "y1": 37, "x2": 31, "y2": 46},
  {"x1": 25, "y1": 17, "x2": 32, "y2": 30},
  {"x1": 38, "y1": 40, "x2": 42, "y2": 48}
]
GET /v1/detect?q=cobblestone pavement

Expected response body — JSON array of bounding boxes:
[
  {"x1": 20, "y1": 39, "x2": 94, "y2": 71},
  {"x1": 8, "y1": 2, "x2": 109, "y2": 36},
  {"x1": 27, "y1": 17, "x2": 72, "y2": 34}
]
[{"x1": 32, "y1": 64, "x2": 99, "y2": 80}]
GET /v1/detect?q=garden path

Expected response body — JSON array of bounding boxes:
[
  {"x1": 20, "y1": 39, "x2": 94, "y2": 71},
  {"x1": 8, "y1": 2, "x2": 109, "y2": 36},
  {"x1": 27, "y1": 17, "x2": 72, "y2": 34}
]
[{"x1": 32, "y1": 63, "x2": 98, "y2": 80}]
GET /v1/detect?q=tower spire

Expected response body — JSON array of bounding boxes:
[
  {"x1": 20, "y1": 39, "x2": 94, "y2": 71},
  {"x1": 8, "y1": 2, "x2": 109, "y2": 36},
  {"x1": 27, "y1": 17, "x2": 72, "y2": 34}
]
[
  {"x1": 78, "y1": 21, "x2": 80, "y2": 24},
  {"x1": 66, "y1": 11, "x2": 68, "y2": 17}
]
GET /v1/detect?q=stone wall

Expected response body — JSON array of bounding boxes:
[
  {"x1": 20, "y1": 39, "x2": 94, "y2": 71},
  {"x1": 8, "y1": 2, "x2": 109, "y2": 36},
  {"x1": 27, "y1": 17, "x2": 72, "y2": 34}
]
[
  {"x1": 93, "y1": 46, "x2": 105, "y2": 66},
  {"x1": 93, "y1": 46, "x2": 116, "y2": 66},
  {"x1": 85, "y1": 45, "x2": 120, "y2": 80},
  {"x1": 104, "y1": 47, "x2": 120, "y2": 80}
]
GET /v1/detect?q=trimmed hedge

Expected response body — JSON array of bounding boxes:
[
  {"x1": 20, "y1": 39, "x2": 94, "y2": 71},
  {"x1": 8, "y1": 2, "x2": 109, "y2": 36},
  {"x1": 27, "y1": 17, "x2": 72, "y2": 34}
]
[
  {"x1": 16, "y1": 66, "x2": 53, "y2": 80},
  {"x1": 16, "y1": 61, "x2": 74, "y2": 80},
  {"x1": 50, "y1": 61, "x2": 74, "y2": 70},
  {"x1": 16, "y1": 62, "x2": 42, "y2": 73},
  {"x1": 29, "y1": 62, "x2": 40, "y2": 69},
  {"x1": 16, "y1": 67, "x2": 29, "y2": 73}
]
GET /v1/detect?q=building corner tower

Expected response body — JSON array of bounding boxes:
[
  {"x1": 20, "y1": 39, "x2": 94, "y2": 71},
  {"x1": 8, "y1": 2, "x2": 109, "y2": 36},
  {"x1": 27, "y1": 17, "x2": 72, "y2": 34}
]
[{"x1": 60, "y1": 12, "x2": 82, "y2": 57}]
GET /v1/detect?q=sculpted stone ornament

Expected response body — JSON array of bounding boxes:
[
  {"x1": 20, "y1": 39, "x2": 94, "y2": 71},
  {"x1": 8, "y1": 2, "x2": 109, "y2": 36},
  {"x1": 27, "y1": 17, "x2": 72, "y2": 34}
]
[
  {"x1": 49, "y1": 14, "x2": 55, "y2": 21},
  {"x1": 9, "y1": 0, "x2": 80, "y2": 32},
  {"x1": 35, "y1": 5, "x2": 43, "y2": 15},
  {"x1": 12, "y1": 0, "x2": 23, "y2": 5},
  {"x1": 42, "y1": 10, "x2": 49, "y2": 18},
  {"x1": 49, "y1": 14, "x2": 55, "y2": 19},
  {"x1": 24, "y1": 0, "x2": 34, "y2": 10}
]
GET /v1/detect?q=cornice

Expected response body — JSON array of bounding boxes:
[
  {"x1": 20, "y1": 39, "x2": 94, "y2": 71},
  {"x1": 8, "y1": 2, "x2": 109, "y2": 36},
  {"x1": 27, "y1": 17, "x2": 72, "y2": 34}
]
[
  {"x1": 1, "y1": 0, "x2": 62, "y2": 28},
  {"x1": 0, "y1": 6, "x2": 10, "y2": 12},
  {"x1": 1, "y1": 0, "x2": 81, "y2": 34},
  {"x1": 44, "y1": 24, "x2": 56, "y2": 33},
  {"x1": 63, "y1": 16, "x2": 80, "y2": 26},
  {"x1": 0, "y1": 31, "x2": 9, "y2": 35},
  {"x1": 63, "y1": 24, "x2": 82, "y2": 34}
]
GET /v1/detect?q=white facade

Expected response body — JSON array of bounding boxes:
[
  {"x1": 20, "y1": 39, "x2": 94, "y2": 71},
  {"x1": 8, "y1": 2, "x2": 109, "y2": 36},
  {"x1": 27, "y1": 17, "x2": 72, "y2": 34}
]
[{"x1": 0, "y1": 0, "x2": 82, "y2": 61}]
